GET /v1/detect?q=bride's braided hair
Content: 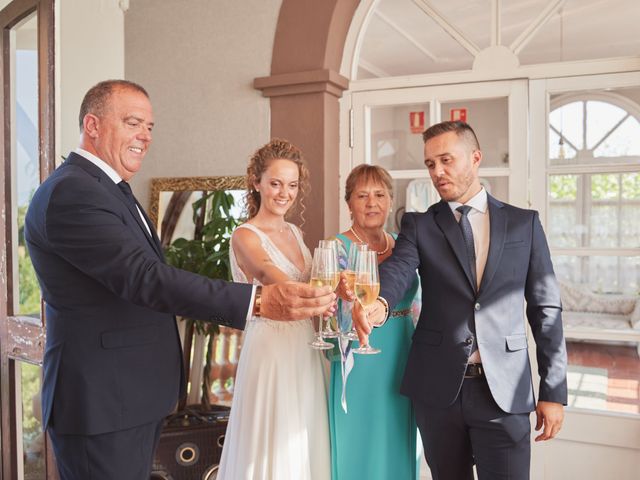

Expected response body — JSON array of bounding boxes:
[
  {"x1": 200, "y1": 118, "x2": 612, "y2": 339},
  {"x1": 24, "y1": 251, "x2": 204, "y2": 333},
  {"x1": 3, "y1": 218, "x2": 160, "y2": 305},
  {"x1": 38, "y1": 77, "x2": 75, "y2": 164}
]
[{"x1": 244, "y1": 138, "x2": 310, "y2": 224}]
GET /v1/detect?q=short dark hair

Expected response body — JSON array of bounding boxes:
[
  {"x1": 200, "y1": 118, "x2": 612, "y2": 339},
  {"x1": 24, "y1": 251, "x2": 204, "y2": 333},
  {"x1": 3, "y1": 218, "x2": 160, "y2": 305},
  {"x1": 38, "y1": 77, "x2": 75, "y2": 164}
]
[
  {"x1": 422, "y1": 120, "x2": 480, "y2": 150},
  {"x1": 78, "y1": 80, "x2": 149, "y2": 130}
]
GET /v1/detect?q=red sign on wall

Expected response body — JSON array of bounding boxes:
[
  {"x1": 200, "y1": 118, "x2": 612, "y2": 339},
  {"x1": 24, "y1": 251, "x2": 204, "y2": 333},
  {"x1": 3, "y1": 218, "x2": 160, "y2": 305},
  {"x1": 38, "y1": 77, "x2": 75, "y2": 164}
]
[
  {"x1": 450, "y1": 108, "x2": 467, "y2": 122},
  {"x1": 409, "y1": 111, "x2": 425, "y2": 134}
]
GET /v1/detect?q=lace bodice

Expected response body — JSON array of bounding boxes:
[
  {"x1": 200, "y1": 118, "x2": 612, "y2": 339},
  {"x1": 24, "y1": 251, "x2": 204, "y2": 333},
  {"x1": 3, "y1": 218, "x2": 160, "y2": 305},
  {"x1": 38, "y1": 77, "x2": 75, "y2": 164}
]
[{"x1": 229, "y1": 222, "x2": 312, "y2": 286}]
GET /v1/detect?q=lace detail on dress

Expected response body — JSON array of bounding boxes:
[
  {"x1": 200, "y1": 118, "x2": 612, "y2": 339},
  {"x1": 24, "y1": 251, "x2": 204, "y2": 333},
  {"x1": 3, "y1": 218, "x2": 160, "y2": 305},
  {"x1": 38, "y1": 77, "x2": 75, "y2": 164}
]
[{"x1": 229, "y1": 223, "x2": 311, "y2": 286}]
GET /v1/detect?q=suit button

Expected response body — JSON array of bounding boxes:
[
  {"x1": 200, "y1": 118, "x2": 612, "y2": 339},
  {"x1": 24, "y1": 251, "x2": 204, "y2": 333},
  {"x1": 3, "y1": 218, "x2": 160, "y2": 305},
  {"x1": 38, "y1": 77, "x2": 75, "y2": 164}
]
[
  {"x1": 465, "y1": 337, "x2": 473, "y2": 345},
  {"x1": 474, "y1": 302, "x2": 481, "y2": 311}
]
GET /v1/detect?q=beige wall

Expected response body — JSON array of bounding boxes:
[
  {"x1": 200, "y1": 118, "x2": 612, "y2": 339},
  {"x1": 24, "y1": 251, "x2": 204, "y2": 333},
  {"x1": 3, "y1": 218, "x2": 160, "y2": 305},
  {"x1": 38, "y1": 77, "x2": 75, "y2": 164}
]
[
  {"x1": 125, "y1": 0, "x2": 282, "y2": 208},
  {"x1": 56, "y1": 0, "x2": 125, "y2": 164}
]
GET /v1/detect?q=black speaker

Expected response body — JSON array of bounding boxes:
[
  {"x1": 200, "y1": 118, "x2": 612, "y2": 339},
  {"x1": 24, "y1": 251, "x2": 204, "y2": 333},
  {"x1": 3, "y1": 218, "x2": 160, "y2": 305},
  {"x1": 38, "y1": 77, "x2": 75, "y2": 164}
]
[{"x1": 151, "y1": 405, "x2": 229, "y2": 480}]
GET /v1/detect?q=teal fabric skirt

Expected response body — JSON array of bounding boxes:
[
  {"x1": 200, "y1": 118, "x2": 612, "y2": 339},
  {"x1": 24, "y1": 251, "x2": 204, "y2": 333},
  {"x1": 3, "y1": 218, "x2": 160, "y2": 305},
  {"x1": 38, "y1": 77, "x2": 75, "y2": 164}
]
[{"x1": 328, "y1": 234, "x2": 420, "y2": 480}]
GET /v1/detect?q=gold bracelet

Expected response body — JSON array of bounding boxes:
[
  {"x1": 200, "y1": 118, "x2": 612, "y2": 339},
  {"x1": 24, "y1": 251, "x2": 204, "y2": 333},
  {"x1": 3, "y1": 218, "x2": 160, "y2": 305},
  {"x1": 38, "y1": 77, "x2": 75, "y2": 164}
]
[
  {"x1": 373, "y1": 296, "x2": 389, "y2": 328},
  {"x1": 252, "y1": 285, "x2": 262, "y2": 317}
]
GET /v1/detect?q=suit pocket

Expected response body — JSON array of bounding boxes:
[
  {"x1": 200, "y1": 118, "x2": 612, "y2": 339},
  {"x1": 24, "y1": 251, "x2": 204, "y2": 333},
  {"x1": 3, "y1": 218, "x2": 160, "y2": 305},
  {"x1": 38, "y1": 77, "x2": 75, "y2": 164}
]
[
  {"x1": 504, "y1": 240, "x2": 526, "y2": 249},
  {"x1": 413, "y1": 328, "x2": 443, "y2": 346},
  {"x1": 505, "y1": 334, "x2": 528, "y2": 351},
  {"x1": 101, "y1": 325, "x2": 159, "y2": 349}
]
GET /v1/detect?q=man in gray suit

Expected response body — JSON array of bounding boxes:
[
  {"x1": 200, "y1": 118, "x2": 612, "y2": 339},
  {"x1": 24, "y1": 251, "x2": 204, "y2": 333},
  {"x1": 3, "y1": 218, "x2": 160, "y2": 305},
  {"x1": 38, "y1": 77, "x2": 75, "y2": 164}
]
[{"x1": 355, "y1": 121, "x2": 567, "y2": 479}]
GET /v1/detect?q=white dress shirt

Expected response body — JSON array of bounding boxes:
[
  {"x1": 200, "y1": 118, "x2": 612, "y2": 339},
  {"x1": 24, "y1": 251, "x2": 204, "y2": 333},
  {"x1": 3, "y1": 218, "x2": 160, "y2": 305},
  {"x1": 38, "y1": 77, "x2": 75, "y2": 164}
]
[
  {"x1": 448, "y1": 187, "x2": 490, "y2": 363},
  {"x1": 76, "y1": 148, "x2": 152, "y2": 236}
]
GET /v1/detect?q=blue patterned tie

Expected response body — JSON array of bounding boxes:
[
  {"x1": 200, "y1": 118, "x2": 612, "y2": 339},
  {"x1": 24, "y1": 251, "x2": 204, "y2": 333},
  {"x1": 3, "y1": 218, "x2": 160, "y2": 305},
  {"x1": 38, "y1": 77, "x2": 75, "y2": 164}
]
[{"x1": 456, "y1": 205, "x2": 477, "y2": 292}]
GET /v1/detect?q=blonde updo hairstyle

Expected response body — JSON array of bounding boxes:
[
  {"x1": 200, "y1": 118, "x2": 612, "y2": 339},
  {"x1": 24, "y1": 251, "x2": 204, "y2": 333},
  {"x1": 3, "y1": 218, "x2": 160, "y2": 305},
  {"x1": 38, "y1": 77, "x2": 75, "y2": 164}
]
[{"x1": 245, "y1": 138, "x2": 310, "y2": 222}]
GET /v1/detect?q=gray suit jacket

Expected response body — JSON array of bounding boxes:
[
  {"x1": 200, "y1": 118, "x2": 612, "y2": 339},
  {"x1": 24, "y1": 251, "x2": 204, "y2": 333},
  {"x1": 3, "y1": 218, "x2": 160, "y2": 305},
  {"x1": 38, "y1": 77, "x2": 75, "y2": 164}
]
[{"x1": 379, "y1": 195, "x2": 567, "y2": 414}]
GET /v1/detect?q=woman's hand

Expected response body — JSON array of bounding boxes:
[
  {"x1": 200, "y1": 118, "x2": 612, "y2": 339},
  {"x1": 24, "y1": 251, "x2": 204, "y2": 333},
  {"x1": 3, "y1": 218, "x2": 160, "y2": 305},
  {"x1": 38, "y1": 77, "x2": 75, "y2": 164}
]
[{"x1": 335, "y1": 272, "x2": 355, "y2": 301}]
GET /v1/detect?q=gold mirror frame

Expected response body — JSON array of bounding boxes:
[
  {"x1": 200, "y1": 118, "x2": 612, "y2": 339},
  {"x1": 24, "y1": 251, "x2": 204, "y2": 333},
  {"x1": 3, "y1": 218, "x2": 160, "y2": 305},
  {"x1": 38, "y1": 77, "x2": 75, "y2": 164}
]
[{"x1": 148, "y1": 176, "x2": 245, "y2": 229}]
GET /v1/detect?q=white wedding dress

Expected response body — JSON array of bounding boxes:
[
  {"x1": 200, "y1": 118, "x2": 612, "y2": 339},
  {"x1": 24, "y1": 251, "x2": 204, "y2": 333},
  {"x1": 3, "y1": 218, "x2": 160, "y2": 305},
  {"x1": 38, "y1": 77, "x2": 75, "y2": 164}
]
[{"x1": 217, "y1": 223, "x2": 331, "y2": 480}]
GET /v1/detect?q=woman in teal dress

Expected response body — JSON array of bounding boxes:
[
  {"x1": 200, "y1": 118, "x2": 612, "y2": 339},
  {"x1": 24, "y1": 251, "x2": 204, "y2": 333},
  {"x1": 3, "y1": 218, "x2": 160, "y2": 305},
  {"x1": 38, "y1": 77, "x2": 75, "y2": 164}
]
[{"x1": 328, "y1": 164, "x2": 421, "y2": 480}]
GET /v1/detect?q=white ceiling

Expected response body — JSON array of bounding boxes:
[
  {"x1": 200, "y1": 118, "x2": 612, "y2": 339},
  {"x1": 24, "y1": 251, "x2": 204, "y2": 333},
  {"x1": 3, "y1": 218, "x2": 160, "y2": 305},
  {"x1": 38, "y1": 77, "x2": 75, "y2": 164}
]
[{"x1": 357, "y1": 0, "x2": 640, "y2": 79}]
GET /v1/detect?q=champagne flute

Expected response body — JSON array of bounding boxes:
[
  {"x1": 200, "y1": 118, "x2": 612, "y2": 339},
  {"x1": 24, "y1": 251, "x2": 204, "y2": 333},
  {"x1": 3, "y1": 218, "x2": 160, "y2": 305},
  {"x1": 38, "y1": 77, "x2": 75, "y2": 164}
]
[
  {"x1": 308, "y1": 247, "x2": 337, "y2": 350},
  {"x1": 342, "y1": 243, "x2": 368, "y2": 341},
  {"x1": 352, "y1": 250, "x2": 381, "y2": 355},
  {"x1": 319, "y1": 239, "x2": 340, "y2": 338}
]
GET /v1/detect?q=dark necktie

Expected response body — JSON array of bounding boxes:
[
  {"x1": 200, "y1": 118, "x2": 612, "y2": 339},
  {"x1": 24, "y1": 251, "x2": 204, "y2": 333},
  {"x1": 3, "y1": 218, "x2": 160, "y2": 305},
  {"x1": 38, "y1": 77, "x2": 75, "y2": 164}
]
[
  {"x1": 118, "y1": 181, "x2": 150, "y2": 236},
  {"x1": 117, "y1": 181, "x2": 164, "y2": 258},
  {"x1": 117, "y1": 181, "x2": 137, "y2": 209},
  {"x1": 456, "y1": 205, "x2": 477, "y2": 292}
]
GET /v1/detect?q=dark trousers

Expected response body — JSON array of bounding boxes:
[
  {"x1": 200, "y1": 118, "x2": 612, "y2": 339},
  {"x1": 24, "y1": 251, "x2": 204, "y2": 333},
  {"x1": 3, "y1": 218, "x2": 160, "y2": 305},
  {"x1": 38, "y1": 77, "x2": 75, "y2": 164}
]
[
  {"x1": 414, "y1": 376, "x2": 531, "y2": 480},
  {"x1": 48, "y1": 419, "x2": 164, "y2": 480}
]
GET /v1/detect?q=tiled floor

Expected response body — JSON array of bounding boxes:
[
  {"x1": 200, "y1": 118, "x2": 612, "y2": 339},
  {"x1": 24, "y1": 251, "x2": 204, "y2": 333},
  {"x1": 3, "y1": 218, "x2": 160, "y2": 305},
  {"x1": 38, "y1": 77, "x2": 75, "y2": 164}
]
[{"x1": 566, "y1": 341, "x2": 640, "y2": 414}]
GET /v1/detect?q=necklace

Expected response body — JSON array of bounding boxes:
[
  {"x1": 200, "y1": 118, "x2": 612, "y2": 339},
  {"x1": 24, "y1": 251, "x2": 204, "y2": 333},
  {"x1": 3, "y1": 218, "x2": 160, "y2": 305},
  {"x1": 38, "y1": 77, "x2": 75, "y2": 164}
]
[{"x1": 349, "y1": 226, "x2": 390, "y2": 255}]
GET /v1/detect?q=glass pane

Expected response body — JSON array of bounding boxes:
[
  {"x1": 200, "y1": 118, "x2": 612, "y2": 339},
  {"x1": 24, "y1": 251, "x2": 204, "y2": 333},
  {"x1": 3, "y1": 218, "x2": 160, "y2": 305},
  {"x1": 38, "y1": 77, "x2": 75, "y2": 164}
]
[
  {"x1": 21, "y1": 362, "x2": 45, "y2": 479},
  {"x1": 549, "y1": 101, "x2": 584, "y2": 161},
  {"x1": 478, "y1": 175, "x2": 508, "y2": 202},
  {"x1": 589, "y1": 204, "x2": 618, "y2": 248},
  {"x1": 550, "y1": 88, "x2": 640, "y2": 166},
  {"x1": 548, "y1": 175, "x2": 580, "y2": 248},
  {"x1": 567, "y1": 341, "x2": 639, "y2": 414},
  {"x1": 441, "y1": 97, "x2": 509, "y2": 168},
  {"x1": 12, "y1": 12, "x2": 40, "y2": 317},
  {"x1": 554, "y1": 255, "x2": 639, "y2": 295},
  {"x1": 549, "y1": 129, "x2": 577, "y2": 161},
  {"x1": 593, "y1": 116, "x2": 640, "y2": 158},
  {"x1": 585, "y1": 101, "x2": 627, "y2": 150},
  {"x1": 621, "y1": 205, "x2": 640, "y2": 248},
  {"x1": 386, "y1": 177, "x2": 434, "y2": 234},
  {"x1": 549, "y1": 173, "x2": 640, "y2": 249},
  {"x1": 621, "y1": 173, "x2": 640, "y2": 248},
  {"x1": 370, "y1": 103, "x2": 430, "y2": 170}
]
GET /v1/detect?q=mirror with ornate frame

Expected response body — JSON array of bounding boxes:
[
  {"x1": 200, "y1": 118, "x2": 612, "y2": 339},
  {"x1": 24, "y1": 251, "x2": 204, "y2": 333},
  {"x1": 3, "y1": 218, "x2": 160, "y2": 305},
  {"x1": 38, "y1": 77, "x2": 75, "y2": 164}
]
[
  {"x1": 149, "y1": 175, "x2": 246, "y2": 247},
  {"x1": 148, "y1": 176, "x2": 246, "y2": 406}
]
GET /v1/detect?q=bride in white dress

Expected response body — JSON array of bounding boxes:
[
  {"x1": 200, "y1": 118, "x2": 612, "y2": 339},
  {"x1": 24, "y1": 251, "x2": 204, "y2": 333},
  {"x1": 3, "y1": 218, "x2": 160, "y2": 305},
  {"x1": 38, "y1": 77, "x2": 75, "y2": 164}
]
[{"x1": 217, "y1": 139, "x2": 331, "y2": 480}]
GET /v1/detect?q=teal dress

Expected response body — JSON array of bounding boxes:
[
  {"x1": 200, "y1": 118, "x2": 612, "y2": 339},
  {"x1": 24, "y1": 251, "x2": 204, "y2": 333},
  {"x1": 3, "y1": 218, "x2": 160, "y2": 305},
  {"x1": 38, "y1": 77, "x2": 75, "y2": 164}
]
[{"x1": 328, "y1": 234, "x2": 420, "y2": 480}]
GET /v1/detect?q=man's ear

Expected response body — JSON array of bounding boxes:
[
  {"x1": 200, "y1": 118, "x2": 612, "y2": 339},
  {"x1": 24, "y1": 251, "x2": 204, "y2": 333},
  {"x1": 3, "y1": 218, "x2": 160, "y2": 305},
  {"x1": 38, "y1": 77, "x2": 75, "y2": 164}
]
[
  {"x1": 83, "y1": 114, "x2": 100, "y2": 139},
  {"x1": 472, "y1": 148, "x2": 482, "y2": 168}
]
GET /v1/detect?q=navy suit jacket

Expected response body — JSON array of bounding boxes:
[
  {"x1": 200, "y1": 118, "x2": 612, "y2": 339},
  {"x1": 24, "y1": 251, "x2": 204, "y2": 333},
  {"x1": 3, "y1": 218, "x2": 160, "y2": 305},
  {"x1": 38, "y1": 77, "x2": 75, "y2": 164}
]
[
  {"x1": 379, "y1": 195, "x2": 567, "y2": 414},
  {"x1": 25, "y1": 153, "x2": 253, "y2": 435}
]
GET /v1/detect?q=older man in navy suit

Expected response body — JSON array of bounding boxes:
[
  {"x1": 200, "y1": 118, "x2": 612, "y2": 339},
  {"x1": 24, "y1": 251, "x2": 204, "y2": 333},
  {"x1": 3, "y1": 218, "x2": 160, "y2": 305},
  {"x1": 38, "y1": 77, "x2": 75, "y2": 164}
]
[
  {"x1": 25, "y1": 80, "x2": 334, "y2": 480},
  {"x1": 355, "y1": 121, "x2": 567, "y2": 480}
]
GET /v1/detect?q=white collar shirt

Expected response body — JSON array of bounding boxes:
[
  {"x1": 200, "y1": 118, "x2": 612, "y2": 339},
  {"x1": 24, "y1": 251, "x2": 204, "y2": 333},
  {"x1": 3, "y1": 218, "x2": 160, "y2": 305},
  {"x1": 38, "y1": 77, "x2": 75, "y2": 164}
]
[
  {"x1": 75, "y1": 148, "x2": 151, "y2": 236},
  {"x1": 448, "y1": 188, "x2": 490, "y2": 364}
]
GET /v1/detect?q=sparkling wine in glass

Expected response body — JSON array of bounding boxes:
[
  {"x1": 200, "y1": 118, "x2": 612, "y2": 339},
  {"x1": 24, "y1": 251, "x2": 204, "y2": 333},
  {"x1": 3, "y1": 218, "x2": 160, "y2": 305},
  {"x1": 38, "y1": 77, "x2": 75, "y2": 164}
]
[
  {"x1": 342, "y1": 243, "x2": 368, "y2": 340},
  {"x1": 319, "y1": 239, "x2": 341, "y2": 338},
  {"x1": 308, "y1": 247, "x2": 336, "y2": 350},
  {"x1": 352, "y1": 250, "x2": 381, "y2": 355}
]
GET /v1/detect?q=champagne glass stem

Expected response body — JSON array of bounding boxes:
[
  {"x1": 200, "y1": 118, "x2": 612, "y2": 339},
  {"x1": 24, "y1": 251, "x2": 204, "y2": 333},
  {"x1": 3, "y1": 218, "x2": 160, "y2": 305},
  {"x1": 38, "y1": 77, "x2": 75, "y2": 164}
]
[{"x1": 352, "y1": 298, "x2": 381, "y2": 355}]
